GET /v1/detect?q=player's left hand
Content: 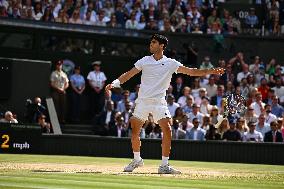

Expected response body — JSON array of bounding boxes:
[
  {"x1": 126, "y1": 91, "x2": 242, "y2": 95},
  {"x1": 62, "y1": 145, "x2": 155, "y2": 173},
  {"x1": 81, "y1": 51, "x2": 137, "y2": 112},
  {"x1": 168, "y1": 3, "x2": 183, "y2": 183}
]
[{"x1": 212, "y1": 67, "x2": 225, "y2": 75}]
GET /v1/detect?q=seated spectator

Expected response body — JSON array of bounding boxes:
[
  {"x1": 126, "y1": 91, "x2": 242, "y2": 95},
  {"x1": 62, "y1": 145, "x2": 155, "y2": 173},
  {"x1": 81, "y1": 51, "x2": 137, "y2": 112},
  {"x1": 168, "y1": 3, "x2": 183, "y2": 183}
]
[
  {"x1": 250, "y1": 92, "x2": 265, "y2": 117},
  {"x1": 37, "y1": 114, "x2": 51, "y2": 133},
  {"x1": 264, "y1": 121, "x2": 283, "y2": 142},
  {"x1": 210, "y1": 85, "x2": 225, "y2": 108},
  {"x1": 264, "y1": 104, "x2": 277, "y2": 124},
  {"x1": 125, "y1": 11, "x2": 138, "y2": 29},
  {"x1": 205, "y1": 75, "x2": 217, "y2": 98},
  {"x1": 137, "y1": 15, "x2": 146, "y2": 30},
  {"x1": 200, "y1": 56, "x2": 214, "y2": 69},
  {"x1": 185, "y1": 118, "x2": 205, "y2": 141},
  {"x1": 187, "y1": 103, "x2": 204, "y2": 126},
  {"x1": 0, "y1": 111, "x2": 18, "y2": 123},
  {"x1": 171, "y1": 119, "x2": 186, "y2": 140},
  {"x1": 243, "y1": 121, "x2": 263, "y2": 142},
  {"x1": 210, "y1": 105, "x2": 222, "y2": 125},
  {"x1": 109, "y1": 116, "x2": 127, "y2": 137},
  {"x1": 216, "y1": 118, "x2": 229, "y2": 139},
  {"x1": 25, "y1": 97, "x2": 47, "y2": 123},
  {"x1": 117, "y1": 90, "x2": 133, "y2": 113},
  {"x1": 244, "y1": 106, "x2": 258, "y2": 123},
  {"x1": 237, "y1": 64, "x2": 251, "y2": 83},
  {"x1": 256, "y1": 113, "x2": 271, "y2": 137},
  {"x1": 94, "y1": 100, "x2": 117, "y2": 136},
  {"x1": 194, "y1": 87, "x2": 207, "y2": 105},
  {"x1": 272, "y1": 78, "x2": 284, "y2": 104},
  {"x1": 200, "y1": 96, "x2": 212, "y2": 115},
  {"x1": 177, "y1": 86, "x2": 192, "y2": 107},
  {"x1": 222, "y1": 118, "x2": 241, "y2": 141},
  {"x1": 121, "y1": 101, "x2": 133, "y2": 127},
  {"x1": 172, "y1": 107, "x2": 185, "y2": 123},
  {"x1": 129, "y1": 84, "x2": 140, "y2": 103},
  {"x1": 205, "y1": 124, "x2": 221, "y2": 140},
  {"x1": 201, "y1": 115, "x2": 211, "y2": 131},
  {"x1": 236, "y1": 117, "x2": 248, "y2": 140},
  {"x1": 182, "y1": 95, "x2": 194, "y2": 115},
  {"x1": 167, "y1": 94, "x2": 180, "y2": 117},
  {"x1": 149, "y1": 125, "x2": 162, "y2": 139},
  {"x1": 258, "y1": 78, "x2": 270, "y2": 101}
]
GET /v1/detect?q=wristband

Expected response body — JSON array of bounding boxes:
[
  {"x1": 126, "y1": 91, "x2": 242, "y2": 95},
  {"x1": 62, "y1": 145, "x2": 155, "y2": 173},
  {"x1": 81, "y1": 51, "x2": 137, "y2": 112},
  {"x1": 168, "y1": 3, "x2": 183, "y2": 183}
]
[{"x1": 111, "y1": 79, "x2": 121, "y2": 88}]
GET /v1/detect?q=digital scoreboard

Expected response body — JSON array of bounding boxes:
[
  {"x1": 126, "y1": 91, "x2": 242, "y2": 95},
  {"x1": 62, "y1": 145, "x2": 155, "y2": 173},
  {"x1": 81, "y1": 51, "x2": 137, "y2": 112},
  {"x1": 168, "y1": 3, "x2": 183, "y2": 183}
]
[{"x1": 0, "y1": 123, "x2": 42, "y2": 153}]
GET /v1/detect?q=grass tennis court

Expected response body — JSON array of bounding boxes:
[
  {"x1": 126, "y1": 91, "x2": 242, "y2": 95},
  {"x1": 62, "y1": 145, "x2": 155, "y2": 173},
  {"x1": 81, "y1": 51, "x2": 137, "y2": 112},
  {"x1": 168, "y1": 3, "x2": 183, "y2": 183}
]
[{"x1": 0, "y1": 154, "x2": 283, "y2": 189}]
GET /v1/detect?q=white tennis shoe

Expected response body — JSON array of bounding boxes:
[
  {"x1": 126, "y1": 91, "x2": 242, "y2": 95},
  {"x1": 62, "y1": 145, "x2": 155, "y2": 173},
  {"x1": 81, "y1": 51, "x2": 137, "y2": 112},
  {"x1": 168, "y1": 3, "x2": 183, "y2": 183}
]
[
  {"x1": 123, "y1": 158, "x2": 144, "y2": 172},
  {"x1": 158, "y1": 164, "x2": 182, "y2": 174}
]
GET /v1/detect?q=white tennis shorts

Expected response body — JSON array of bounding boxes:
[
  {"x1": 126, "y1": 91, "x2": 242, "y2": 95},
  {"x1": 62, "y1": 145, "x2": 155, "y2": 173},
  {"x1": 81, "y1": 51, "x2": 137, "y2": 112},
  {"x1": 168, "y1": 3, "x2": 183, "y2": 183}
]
[{"x1": 132, "y1": 98, "x2": 171, "y2": 123}]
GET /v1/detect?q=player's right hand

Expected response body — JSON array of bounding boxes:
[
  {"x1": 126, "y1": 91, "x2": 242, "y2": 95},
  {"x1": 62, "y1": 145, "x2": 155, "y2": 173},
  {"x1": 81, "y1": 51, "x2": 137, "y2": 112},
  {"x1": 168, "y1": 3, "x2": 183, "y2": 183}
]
[{"x1": 105, "y1": 84, "x2": 113, "y2": 96}]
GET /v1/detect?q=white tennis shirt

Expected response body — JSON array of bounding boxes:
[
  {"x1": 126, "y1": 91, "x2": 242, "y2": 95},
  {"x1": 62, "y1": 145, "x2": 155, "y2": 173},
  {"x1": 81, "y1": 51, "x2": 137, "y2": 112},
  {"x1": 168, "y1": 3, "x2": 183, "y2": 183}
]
[{"x1": 134, "y1": 55, "x2": 183, "y2": 99}]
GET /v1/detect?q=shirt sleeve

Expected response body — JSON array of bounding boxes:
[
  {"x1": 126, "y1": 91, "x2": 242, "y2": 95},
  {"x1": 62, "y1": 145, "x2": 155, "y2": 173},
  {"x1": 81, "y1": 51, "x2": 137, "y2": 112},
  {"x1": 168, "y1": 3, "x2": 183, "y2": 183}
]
[
  {"x1": 134, "y1": 57, "x2": 145, "y2": 71},
  {"x1": 87, "y1": 72, "x2": 92, "y2": 80},
  {"x1": 101, "y1": 72, "x2": 107, "y2": 81},
  {"x1": 171, "y1": 59, "x2": 183, "y2": 74}
]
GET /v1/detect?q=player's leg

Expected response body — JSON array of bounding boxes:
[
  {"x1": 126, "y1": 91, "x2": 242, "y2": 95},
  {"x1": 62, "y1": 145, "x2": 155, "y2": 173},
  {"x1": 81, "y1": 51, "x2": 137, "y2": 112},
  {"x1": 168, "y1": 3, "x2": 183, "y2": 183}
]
[
  {"x1": 158, "y1": 118, "x2": 172, "y2": 164},
  {"x1": 158, "y1": 117, "x2": 181, "y2": 174},
  {"x1": 124, "y1": 116, "x2": 145, "y2": 172}
]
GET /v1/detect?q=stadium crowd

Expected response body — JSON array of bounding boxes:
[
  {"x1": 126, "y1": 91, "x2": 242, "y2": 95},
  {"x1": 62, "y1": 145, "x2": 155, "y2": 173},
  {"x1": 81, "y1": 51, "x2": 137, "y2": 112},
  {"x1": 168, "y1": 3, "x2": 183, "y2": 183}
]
[
  {"x1": 44, "y1": 49, "x2": 283, "y2": 142},
  {"x1": 0, "y1": 0, "x2": 284, "y2": 36}
]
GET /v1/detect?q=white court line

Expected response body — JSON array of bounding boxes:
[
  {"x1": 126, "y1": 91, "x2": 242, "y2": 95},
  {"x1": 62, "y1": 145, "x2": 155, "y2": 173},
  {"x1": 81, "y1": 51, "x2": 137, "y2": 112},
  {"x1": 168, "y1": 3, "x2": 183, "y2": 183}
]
[{"x1": 0, "y1": 175, "x2": 200, "y2": 189}]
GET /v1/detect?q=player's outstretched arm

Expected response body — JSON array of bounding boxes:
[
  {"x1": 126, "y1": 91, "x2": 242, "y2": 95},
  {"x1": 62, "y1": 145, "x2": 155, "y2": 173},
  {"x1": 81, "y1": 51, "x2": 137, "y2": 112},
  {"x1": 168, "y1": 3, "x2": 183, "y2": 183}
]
[
  {"x1": 177, "y1": 66, "x2": 225, "y2": 76},
  {"x1": 105, "y1": 67, "x2": 141, "y2": 93}
]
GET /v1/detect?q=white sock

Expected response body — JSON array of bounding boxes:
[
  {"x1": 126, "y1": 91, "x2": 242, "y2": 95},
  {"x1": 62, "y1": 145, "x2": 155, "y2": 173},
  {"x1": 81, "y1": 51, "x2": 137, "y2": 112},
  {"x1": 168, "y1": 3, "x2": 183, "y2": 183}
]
[
  {"x1": 133, "y1": 152, "x2": 141, "y2": 161},
  {"x1": 161, "y1": 156, "x2": 169, "y2": 166}
]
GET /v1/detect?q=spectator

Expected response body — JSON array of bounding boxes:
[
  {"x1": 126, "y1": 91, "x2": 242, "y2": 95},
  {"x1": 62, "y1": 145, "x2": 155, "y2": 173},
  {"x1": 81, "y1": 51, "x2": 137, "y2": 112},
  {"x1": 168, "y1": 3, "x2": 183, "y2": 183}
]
[
  {"x1": 0, "y1": 111, "x2": 18, "y2": 123},
  {"x1": 201, "y1": 115, "x2": 211, "y2": 131},
  {"x1": 55, "y1": 9, "x2": 68, "y2": 23},
  {"x1": 83, "y1": 10, "x2": 96, "y2": 25},
  {"x1": 37, "y1": 114, "x2": 51, "y2": 133},
  {"x1": 191, "y1": 77, "x2": 202, "y2": 99},
  {"x1": 167, "y1": 94, "x2": 180, "y2": 117},
  {"x1": 229, "y1": 52, "x2": 246, "y2": 75},
  {"x1": 255, "y1": 113, "x2": 270, "y2": 137},
  {"x1": 205, "y1": 124, "x2": 221, "y2": 140},
  {"x1": 264, "y1": 104, "x2": 277, "y2": 124},
  {"x1": 137, "y1": 15, "x2": 146, "y2": 30},
  {"x1": 205, "y1": 75, "x2": 217, "y2": 98},
  {"x1": 95, "y1": 10, "x2": 109, "y2": 26},
  {"x1": 50, "y1": 60, "x2": 69, "y2": 124},
  {"x1": 250, "y1": 92, "x2": 265, "y2": 116},
  {"x1": 271, "y1": 95, "x2": 284, "y2": 117},
  {"x1": 247, "y1": 74, "x2": 258, "y2": 91},
  {"x1": 244, "y1": 105, "x2": 258, "y2": 123},
  {"x1": 171, "y1": 119, "x2": 186, "y2": 139},
  {"x1": 177, "y1": 86, "x2": 192, "y2": 107},
  {"x1": 210, "y1": 105, "x2": 222, "y2": 125},
  {"x1": 245, "y1": 8, "x2": 259, "y2": 35},
  {"x1": 243, "y1": 121, "x2": 263, "y2": 142},
  {"x1": 277, "y1": 118, "x2": 284, "y2": 139},
  {"x1": 69, "y1": 66, "x2": 85, "y2": 123},
  {"x1": 173, "y1": 107, "x2": 185, "y2": 123},
  {"x1": 222, "y1": 117, "x2": 241, "y2": 141},
  {"x1": 33, "y1": 2, "x2": 43, "y2": 20},
  {"x1": 272, "y1": 78, "x2": 284, "y2": 104},
  {"x1": 109, "y1": 116, "x2": 127, "y2": 137},
  {"x1": 87, "y1": 61, "x2": 107, "y2": 116},
  {"x1": 200, "y1": 56, "x2": 214, "y2": 70},
  {"x1": 182, "y1": 95, "x2": 194, "y2": 115},
  {"x1": 236, "y1": 117, "x2": 248, "y2": 140},
  {"x1": 172, "y1": 76, "x2": 185, "y2": 101},
  {"x1": 200, "y1": 96, "x2": 212, "y2": 115},
  {"x1": 210, "y1": 85, "x2": 225, "y2": 108},
  {"x1": 237, "y1": 64, "x2": 251, "y2": 83},
  {"x1": 149, "y1": 124, "x2": 162, "y2": 139},
  {"x1": 264, "y1": 121, "x2": 283, "y2": 142},
  {"x1": 94, "y1": 100, "x2": 117, "y2": 136},
  {"x1": 25, "y1": 97, "x2": 47, "y2": 123},
  {"x1": 258, "y1": 78, "x2": 270, "y2": 101},
  {"x1": 125, "y1": 11, "x2": 138, "y2": 29},
  {"x1": 41, "y1": 6, "x2": 54, "y2": 22},
  {"x1": 187, "y1": 103, "x2": 204, "y2": 125},
  {"x1": 219, "y1": 64, "x2": 235, "y2": 86},
  {"x1": 121, "y1": 100, "x2": 133, "y2": 126},
  {"x1": 185, "y1": 118, "x2": 206, "y2": 141},
  {"x1": 117, "y1": 90, "x2": 133, "y2": 113},
  {"x1": 129, "y1": 84, "x2": 140, "y2": 103},
  {"x1": 216, "y1": 118, "x2": 229, "y2": 138}
]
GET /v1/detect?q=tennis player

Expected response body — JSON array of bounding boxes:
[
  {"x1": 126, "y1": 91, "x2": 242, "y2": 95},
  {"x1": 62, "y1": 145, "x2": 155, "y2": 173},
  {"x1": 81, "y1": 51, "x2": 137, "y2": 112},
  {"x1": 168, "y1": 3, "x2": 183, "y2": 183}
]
[{"x1": 106, "y1": 34, "x2": 225, "y2": 174}]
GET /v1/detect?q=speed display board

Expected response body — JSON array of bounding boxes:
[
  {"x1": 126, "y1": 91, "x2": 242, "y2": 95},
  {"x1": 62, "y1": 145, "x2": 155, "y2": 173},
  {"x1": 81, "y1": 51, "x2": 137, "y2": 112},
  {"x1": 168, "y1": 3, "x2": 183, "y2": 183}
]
[{"x1": 0, "y1": 123, "x2": 41, "y2": 154}]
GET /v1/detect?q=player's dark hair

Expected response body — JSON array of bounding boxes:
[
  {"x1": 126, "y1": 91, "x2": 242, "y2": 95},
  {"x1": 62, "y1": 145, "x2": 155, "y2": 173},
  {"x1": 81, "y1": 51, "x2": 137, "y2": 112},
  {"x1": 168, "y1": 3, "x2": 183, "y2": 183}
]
[{"x1": 151, "y1": 34, "x2": 168, "y2": 49}]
